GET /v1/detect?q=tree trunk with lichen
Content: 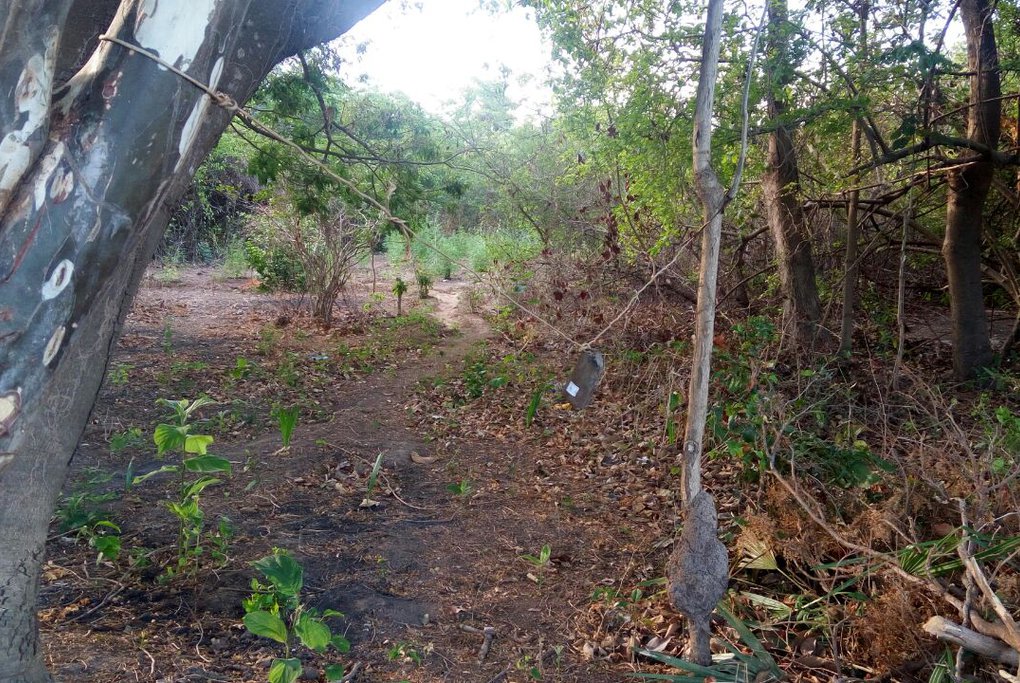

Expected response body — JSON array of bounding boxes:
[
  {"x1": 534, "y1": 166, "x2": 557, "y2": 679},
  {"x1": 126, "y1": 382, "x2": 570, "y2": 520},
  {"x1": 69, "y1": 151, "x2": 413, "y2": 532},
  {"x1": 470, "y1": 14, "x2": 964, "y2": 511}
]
[
  {"x1": 0, "y1": 1, "x2": 382, "y2": 679},
  {"x1": 668, "y1": 0, "x2": 728, "y2": 666}
]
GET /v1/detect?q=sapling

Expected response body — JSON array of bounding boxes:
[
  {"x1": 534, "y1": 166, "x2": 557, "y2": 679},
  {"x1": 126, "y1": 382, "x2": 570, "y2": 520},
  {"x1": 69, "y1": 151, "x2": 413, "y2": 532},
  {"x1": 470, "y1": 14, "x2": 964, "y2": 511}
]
[
  {"x1": 392, "y1": 277, "x2": 408, "y2": 316},
  {"x1": 132, "y1": 397, "x2": 232, "y2": 578},
  {"x1": 243, "y1": 549, "x2": 349, "y2": 683}
]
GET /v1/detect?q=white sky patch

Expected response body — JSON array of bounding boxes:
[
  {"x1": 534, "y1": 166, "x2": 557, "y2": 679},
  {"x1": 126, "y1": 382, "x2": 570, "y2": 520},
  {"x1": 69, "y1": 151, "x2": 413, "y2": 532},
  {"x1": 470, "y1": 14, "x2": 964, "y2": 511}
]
[{"x1": 336, "y1": 0, "x2": 554, "y2": 118}]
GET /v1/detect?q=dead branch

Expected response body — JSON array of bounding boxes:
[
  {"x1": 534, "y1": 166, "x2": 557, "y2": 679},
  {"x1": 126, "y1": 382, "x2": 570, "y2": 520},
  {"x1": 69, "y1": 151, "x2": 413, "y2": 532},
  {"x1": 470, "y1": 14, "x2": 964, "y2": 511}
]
[
  {"x1": 459, "y1": 624, "x2": 497, "y2": 663},
  {"x1": 923, "y1": 616, "x2": 1020, "y2": 667},
  {"x1": 957, "y1": 502, "x2": 1020, "y2": 652}
]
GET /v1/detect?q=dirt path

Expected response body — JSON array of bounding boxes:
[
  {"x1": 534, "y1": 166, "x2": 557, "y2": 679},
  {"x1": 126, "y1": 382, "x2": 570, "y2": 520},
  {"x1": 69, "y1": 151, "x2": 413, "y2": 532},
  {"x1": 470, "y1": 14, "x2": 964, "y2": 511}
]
[{"x1": 40, "y1": 267, "x2": 623, "y2": 683}]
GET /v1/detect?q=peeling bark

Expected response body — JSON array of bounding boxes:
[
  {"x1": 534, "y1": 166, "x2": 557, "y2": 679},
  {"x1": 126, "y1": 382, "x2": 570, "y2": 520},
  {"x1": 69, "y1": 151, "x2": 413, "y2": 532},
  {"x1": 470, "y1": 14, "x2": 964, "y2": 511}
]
[
  {"x1": 671, "y1": 0, "x2": 728, "y2": 666},
  {"x1": 0, "y1": 1, "x2": 382, "y2": 679}
]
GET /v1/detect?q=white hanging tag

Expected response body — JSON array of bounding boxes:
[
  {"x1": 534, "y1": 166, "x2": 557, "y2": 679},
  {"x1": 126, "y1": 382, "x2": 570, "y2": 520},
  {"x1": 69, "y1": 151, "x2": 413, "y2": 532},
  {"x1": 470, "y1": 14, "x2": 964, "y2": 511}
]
[{"x1": 562, "y1": 349, "x2": 605, "y2": 410}]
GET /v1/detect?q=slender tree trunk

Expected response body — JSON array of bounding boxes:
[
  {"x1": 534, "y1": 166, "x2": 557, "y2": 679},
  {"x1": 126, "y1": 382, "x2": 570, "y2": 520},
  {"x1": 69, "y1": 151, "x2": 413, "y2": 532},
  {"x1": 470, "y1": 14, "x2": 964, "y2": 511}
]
[
  {"x1": 944, "y1": 0, "x2": 1000, "y2": 380},
  {"x1": 839, "y1": 119, "x2": 863, "y2": 354},
  {"x1": 667, "y1": 0, "x2": 729, "y2": 666},
  {"x1": 840, "y1": 1, "x2": 868, "y2": 355},
  {"x1": 762, "y1": 0, "x2": 823, "y2": 349},
  {"x1": 0, "y1": 2, "x2": 382, "y2": 679}
]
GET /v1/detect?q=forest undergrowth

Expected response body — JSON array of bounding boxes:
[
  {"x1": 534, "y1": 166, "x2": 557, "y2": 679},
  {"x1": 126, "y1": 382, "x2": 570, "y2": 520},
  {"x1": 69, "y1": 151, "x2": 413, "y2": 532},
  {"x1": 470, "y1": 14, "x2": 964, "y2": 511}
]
[{"x1": 412, "y1": 251, "x2": 1020, "y2": 682}]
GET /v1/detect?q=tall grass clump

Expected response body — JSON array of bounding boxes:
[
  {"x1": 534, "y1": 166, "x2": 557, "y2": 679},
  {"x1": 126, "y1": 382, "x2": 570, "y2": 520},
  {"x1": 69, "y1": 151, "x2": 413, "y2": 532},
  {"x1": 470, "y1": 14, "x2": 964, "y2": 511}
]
[{"x1": 394, "y1": 222, "x2": 543, "y2": 279}]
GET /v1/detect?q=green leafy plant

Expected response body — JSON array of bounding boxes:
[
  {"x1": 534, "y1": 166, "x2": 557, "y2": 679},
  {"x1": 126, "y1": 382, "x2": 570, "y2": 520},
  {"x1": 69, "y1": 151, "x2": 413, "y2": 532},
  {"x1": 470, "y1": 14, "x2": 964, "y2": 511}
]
[
  {"x1": 109, "y1": 363, "x2": 133, "y2": 386},
  {"x1": 229, "y1": 356, "x2": 256, "y2": 380},
  {"x1": 416, "y1": 271, "x2": 432, "y2": 299},
  {"x1": 386, "y1": 642, "x2": 423, "y2": 665},
  {"x1": 162, "y1": 318, "x2": 174, "y2": 354},
  {"x1": 632, "y1": 602, "x2": 782, "y2": 682},
  {"x1": 132, "y1": 397, "x2": 232, "y2": 578},
  {"x1": 242, "y1": 549, "x2": 349, "y2": 683},
  {"x1": 521, "y1": 544, "x2": 552, "y2": 568},
  {"x1": 55, "y1": 468, "x2": 118, "y2": 532},
  {"x1": 257, "y1": 326, "x2": 279, "y2": 357},
  {"x1": 360, "y1": 452, "x2": 386, "y2": 508},
  {"x1": 109, "y1": 426, "x2": 144, "y2": 453},
  {"x1": 55, "y1": 468, "x2": 124, "y2": 563},
  {"x1": 463, "y1": 359, "x2": 507, "y2": 400},
  {"x1": 273, "y1": 405, "x2": 300, "y2": 448},
  {"x1": 393, "y1": 277, "x2": 408, "y2": 316},
  {"x1": 446, "y1": 479, "x2": 472, "y2": 496}
]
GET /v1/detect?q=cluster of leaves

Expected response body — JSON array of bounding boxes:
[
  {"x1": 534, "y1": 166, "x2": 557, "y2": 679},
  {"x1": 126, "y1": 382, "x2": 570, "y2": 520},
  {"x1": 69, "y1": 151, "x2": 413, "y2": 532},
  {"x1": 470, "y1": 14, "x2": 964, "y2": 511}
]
[{"x1": 242, "y1": 550, "x2": 349, "y2": 683}]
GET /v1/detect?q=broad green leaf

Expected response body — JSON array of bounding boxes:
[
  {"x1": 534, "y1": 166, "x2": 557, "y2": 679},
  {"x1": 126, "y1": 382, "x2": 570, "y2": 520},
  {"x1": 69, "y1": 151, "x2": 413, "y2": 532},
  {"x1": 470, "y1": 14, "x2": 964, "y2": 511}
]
[
  {"x1": 294, "y1": 613, "x2": 331, "y2": 653},
  {"x1": 183, "y1": 396, "x2": 216, "y2": 419},
  {"x1": 181, "y1": 476, "x2": 220, "y2": 499},
  {"x1": 183, "y1": 455, "x2": 232, "y2": 474},
  {"x1": 324, "y1": 663, "x2": 345, "y2": 681},
  {"x1": 253, "y1": 552, "x2": 303, "y2": 597},
  {"x1": 321, "y1": 608, "x2": 344, "y2": 618},
  {"x1": 153, "y1": 423, "x2": 188, "y2": 456},
  {"x1": 330, "y1": 634, "x2": 351, "y2": 653},
  {"x1": 268, "y1": 657, "x2": 302, "y2": 683},
  {"x1": 184, "y1": 434, "x2": 214, "y2": 455},
  {"x1": 243, "y1": 611, "x2": 288, "y2": 644},
  {"x1": 91, "y1": 535, "x2": 122, "y2": 562}
]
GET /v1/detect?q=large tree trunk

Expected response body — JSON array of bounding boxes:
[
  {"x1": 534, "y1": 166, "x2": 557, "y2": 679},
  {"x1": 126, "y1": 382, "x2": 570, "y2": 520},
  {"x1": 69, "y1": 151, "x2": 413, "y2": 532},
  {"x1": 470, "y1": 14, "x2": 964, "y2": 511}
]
[
  {"x1": 944, "y1": 0, "x2": 1000, "y2": 381},
  {"x1": 0, "y1": 2, "x2": 382, "y2": 679},
  {"x1": 762, "y1": 0, "x2": 823, "y2": 349}
]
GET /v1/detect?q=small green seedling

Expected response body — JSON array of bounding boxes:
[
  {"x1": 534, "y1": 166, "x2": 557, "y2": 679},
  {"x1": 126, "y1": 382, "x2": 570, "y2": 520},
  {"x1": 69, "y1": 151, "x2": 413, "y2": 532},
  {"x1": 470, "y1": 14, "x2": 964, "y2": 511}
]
[
  {"x1": 273, "y1": 405, "x2": 299, "y2": 448},
  {"x1": 230, "y1": 357, "x2": 255, "y2": 380},
  {"x1": 416, "y1": 272, "x2": 432, "y2": 299},
  {"x1": 393, "y1": 277, "x2": 408, "y2": 316},
  {"x1": 446, "y1": 479, "x2": 472, "y2": 496},
  {"x1": 243, "y1": 549, "x2": 349, "y2": 683},
  {"x1": 360, "y1": 452, "x2": 385, "y2": 508},
  {"x1": 109, "y1": 363, "x2": 133, "y2": 386},
  {"x1": 521, "y1": 544, "x2": 552, "y2": 568}
]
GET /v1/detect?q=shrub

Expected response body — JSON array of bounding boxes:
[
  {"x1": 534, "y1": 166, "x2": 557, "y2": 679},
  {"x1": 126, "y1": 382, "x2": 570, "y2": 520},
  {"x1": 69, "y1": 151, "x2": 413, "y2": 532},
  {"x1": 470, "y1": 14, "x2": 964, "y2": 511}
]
[{"x1": 246, "y1": 197, "x2": 372, "y2": 325}]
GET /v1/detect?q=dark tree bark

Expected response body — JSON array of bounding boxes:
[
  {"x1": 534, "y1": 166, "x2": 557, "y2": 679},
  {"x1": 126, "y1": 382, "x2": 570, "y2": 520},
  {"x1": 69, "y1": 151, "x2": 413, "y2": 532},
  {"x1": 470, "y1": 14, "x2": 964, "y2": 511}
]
[
  {"x1": 762, "y1": 0, "x2": 824, "y2": 348},
  {"x1": 944, "y1": 0, "x2": 1000, "y2": 380},
  {"x1": 0, "y1": 1, "x2": 382, "y2": 679}
]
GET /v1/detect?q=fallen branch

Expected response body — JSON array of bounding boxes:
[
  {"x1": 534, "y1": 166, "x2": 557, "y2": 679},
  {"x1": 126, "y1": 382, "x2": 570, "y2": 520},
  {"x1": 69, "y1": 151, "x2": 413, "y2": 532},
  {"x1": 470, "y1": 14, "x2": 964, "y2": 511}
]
[
  {"x1": 957, "y1": 504, "x2": 1020, "y2": 652},
  {"x1": 923, "y1": 616, "x2": 1020, "y2": 668},
  {"x1": 484, "y1": 668, "x2": 509, "y2": 683},
  {"x1": 339, "y1": 661, "x2": 362, "y2": 682},
  {"x1": 459, "y1": 624, "x2": 497, "y2": 663}
]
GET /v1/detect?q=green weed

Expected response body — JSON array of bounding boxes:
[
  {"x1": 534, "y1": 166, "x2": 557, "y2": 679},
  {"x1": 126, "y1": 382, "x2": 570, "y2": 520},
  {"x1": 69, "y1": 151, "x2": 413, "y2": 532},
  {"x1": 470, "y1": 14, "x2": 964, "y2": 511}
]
[{"x1": 242, "y1": 549, "x2": 349, "y2": 683}]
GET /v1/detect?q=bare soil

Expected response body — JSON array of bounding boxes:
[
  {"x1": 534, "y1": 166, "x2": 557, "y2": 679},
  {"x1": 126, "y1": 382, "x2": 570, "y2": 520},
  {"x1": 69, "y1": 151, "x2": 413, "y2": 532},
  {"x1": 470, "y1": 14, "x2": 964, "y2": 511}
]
[
  {"x1": 40, "y1": 262, "x2": 1019, "y2": 683},
  {"x1": 40, "y1": 266, "x2": 631, "y2": 682}
]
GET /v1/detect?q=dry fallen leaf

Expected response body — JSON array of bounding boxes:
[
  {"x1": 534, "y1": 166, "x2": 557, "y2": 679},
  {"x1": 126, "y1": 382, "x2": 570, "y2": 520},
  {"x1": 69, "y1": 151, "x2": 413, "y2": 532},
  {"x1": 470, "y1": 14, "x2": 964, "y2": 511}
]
[{"x1": 410, "y1": 451, "x2": 439, "y2": 465}]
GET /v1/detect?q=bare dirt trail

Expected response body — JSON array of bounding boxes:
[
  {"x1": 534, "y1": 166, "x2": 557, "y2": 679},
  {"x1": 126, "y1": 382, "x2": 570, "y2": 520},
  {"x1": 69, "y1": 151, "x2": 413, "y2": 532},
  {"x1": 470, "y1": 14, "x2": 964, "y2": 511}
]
[{"x1": 41, "y1": 267, "x2": 622, "y2": 683}]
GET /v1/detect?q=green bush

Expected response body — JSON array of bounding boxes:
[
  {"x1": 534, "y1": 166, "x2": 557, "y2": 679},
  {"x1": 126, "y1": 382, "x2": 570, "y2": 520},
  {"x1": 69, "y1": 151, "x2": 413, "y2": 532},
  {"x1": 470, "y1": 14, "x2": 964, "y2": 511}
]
[{"x1": 244, "y1": 240, "x2": 306, "y2": 292}]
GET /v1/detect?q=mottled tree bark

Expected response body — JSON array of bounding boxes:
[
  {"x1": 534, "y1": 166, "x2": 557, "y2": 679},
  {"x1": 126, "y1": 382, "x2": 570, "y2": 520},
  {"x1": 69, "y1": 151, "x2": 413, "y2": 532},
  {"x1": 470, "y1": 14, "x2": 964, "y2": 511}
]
[
  {"x1": 0, "y1": 1, "x2": 382, "y2": 679},
  {"x1": 762, "y1": 0, "x2": 823, "y2": 349},
  {"x1": 669, "y1": 0, "x2": 728, "y2": 666},
  {"x1": 944, "y1": 0, "x2": 1000, "y2": 380}
]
